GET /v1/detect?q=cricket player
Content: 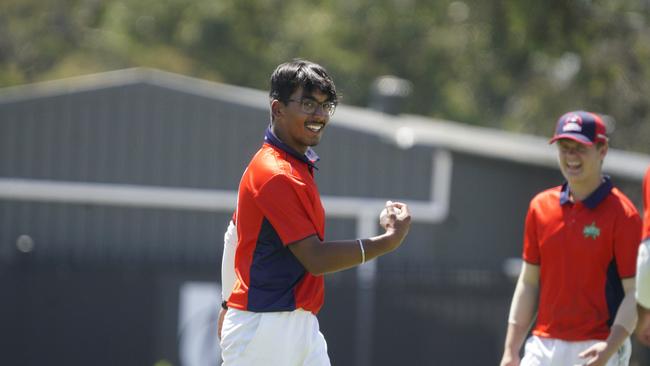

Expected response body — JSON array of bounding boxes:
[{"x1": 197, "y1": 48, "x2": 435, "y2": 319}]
[
  {"x1": 500, "y1": 111, "x2": 641, "y2": 366},
  {"x1": 218, "y1": 59, "x2": 412, "y2": 366}
]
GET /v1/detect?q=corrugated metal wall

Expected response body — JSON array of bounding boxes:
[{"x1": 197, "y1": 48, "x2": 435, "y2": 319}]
[
  {"x1": 0, "y1": 84, "x2": 260, "y2": 189},
  {"x1": 0, "y1": 81, "x2": 437, "y2": 266}
]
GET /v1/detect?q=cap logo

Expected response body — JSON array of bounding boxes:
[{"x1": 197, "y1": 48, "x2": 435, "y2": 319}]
[{"x1": 562, "y1": 114, "x2": 583, "y2": 133}]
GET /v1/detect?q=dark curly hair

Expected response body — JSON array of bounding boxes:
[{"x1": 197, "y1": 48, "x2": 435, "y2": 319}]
[{"x1": 269, "y1": 59, "x2": 338, "y2": 105}]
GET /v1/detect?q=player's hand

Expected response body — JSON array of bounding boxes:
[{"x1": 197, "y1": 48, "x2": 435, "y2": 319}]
[
  {"x1": 379, "y1": 201, "x2": 408, "y2": 229},
  {"x1": 578, "y1": 341, "x2": 611, "y2": 366},
  {"x1": 218, "y1": 307, "x2": 227, "y2": 340},
  {"x1": 379, "y1": 201, "x2": 411, "y2": 249}
]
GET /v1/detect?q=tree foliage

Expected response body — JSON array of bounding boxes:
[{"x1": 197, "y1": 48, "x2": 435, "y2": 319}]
[{"x1": 1, "y1": 0, "x2": 649, "y2": 153}]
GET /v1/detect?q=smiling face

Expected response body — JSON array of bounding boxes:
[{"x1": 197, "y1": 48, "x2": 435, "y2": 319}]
[
  {"x1": 271, "y1": 86, "x2": 331, "y2": 154},
  {"x1": 556, "y1": 139, "x2": 607, "y2": 194}
]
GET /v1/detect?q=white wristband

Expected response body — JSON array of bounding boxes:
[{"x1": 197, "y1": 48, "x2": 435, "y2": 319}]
[{"x1": 357, "y1": 239, "x2": 365, "y2": 264}]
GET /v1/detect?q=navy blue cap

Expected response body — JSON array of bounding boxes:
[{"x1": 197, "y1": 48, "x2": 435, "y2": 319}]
[{"x1": 549, "y1": 111, "x2": 608, "y2": 146}]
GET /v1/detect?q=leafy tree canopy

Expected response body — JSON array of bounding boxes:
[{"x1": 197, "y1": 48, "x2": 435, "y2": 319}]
[{"x1": 1, "y1": 0, "x2": 649, "y2": 153}]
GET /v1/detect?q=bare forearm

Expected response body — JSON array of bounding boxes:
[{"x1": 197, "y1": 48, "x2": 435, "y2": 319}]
[
  {"x1": 613, "y1": 289, "x2": 638, "y2": 336},
  {"x1": 289, "y1": 201, "x2": 411, "y2": 275},
  {"x1": 503, "y1": 322, "x2": 530, "y2": 357},
  {"x1": 592, "y1": 279, "x2": 636, "y2": 360},
  {"x1": 502, "y1": 264, "x2": 539, "y2": 361},
  {"x1": 503, "y1": 282, "x2": 537, "y2": 354},
  {"x1": 296, "y1": 233, "x2": 401, "y2": 275},
  {"x1": 599, "y1": 325, "x2": 629, "y2": 360}
]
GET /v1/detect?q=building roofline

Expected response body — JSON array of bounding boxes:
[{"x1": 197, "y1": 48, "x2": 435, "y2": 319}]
[
  {"x1": 333, "y1": 107, "x2": 650, "y2": 180},
  {"x1": 0, "y1": 68, "x2": 269, "y2": 109},
  {"x1": 1, "y1": 68, "x2": 648, "y2": 180}
]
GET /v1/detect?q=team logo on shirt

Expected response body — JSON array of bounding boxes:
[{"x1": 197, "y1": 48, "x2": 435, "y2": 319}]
[{"x1": 583, "y1": 221, "x2": 601, "y2": 239}]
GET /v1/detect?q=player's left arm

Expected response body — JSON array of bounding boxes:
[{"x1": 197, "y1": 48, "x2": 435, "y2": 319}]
[
  {"x1": 579, "y1": 204, "x2": 640, "y2": 365},
  {"x1": 605, "y1": 203, "x2": 644, "y2": 343},
  {"x1": 579, "y1": 277, "x2": 637, "y2": 365},
  {"x1": 612, "y1": 277, "x2": 638, "y2": 336}
]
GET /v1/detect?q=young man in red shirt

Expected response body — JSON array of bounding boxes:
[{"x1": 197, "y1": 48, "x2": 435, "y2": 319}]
[
  {"x1": 219, "y1": 59, "x2": 411, "y2": 366},
  {"x1": 636, "y1": 167, "x2": 650, "y2": 346},
  {"x1": 500, "y1": 111, "x2": 641, "y2": 366}
]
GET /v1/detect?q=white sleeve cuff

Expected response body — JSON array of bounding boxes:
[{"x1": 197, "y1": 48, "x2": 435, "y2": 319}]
[{"x1": 637, "y1": 240, "x2": 650, "y2": 308}]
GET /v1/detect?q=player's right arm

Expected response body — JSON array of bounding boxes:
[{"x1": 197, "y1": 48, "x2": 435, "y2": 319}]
[
  {"x1": 254, "y1": 174, "x2": 411, "y2": 275},
  {"x1": 500, "y1": 262, "x2": 540, "y2": 366},
  {"x1": 288, "y1": 202, "x2": 411, "y2": 275}
]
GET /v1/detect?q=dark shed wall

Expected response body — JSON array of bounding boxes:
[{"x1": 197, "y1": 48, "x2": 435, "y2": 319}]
[
  {"x1": 1, "y1": 76, "x2": 647, "y2": 366},
  {"x1": 0, "y1": 83, "x2": 263, "y2": 189}
]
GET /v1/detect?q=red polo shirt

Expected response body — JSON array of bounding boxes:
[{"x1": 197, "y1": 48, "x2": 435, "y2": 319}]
[
  {"x1": 523, "y1": 178, "x2": 641, "y2": 341},
  {"x1": 227, "y1": 129, "x2": 326, "y2": 314}
]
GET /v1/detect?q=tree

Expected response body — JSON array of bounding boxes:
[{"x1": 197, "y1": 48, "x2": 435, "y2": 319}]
[{"x1": 1, "y1": 0, "x2": 649, "y2": 153}]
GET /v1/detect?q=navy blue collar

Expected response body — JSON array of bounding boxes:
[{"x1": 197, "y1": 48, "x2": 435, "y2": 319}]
[
  {"x1": 560, "y1": 176, "x2": 613, "y2": 209},
  {"x1": 264, "y1": 126, "x2": 319, "y2": 170}
]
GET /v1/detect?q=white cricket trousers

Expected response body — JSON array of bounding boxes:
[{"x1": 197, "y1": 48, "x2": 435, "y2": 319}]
[
  {"x1": 521, "y1": 335, "x2": 631, "y2": 366},
  {"x1": 220, "y1": 308, "x2": 330, "y2": 366}
]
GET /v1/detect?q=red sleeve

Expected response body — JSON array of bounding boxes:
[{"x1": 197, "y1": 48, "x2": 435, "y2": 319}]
[
  {"x1": 254, "y1": 174, "x2": 318, "y2": 246},
  {"x1": 615, "y1": 206, "x2": 642, "y2": 278},
  {"x1": 522, "y1": 202, "x2": 540, "y2": 265},
  {"x1": 642, "y1": 168, "x2": 650, "y2": 240}
]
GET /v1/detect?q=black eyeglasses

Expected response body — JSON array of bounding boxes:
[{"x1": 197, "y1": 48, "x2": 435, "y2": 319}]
[{"x1": 287, "y1": 98, "x2": 337, "y2": 117}]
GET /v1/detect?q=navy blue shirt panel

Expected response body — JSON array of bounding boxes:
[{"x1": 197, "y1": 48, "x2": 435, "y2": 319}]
[
  {"x1": 604, "y1": 260, "x2": 624, "y2": 327},
  {"x1": 247, "y1": 217, "x2": 306, "y2": 312}
]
